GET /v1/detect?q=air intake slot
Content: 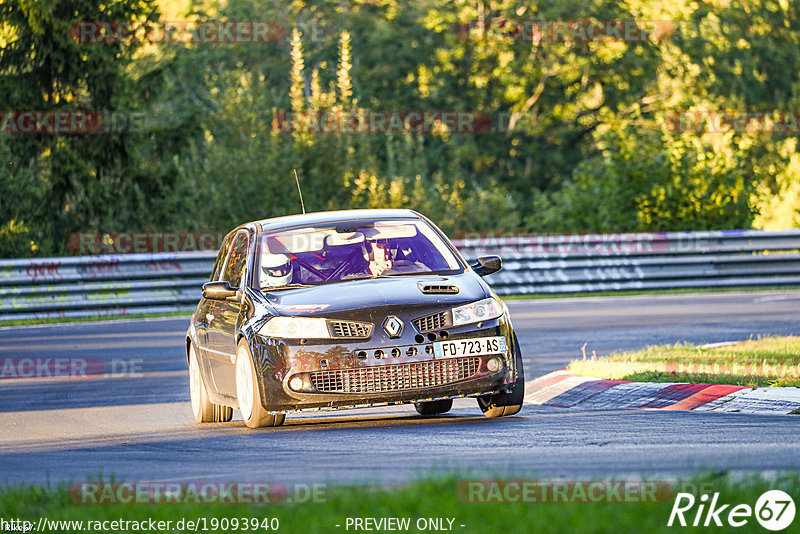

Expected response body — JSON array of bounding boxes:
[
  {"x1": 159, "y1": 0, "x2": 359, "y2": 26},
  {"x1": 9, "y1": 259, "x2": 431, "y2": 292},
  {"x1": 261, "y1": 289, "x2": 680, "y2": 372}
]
[
  {"x1": 412, "y1": 311, "x2": 451, "y2": 333},
  {"x1": 329, "y1": 321, "x2": 373, "y2": 339},
  {"x1": 418, "y1": 283, "x2": 459, "y2": 294}
]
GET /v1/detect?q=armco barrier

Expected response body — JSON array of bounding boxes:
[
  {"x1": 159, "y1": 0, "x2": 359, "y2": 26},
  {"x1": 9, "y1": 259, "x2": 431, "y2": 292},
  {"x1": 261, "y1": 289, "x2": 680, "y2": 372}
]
[
  {"x1": 0, "y1": 229, "x2": 799, "y2": 322},
  {"x1": 0, "y1": 252, "x2": 216, "y2": 322},
  {"x1": 453, "y1": 228, "x2": 800, "y2": 295}
]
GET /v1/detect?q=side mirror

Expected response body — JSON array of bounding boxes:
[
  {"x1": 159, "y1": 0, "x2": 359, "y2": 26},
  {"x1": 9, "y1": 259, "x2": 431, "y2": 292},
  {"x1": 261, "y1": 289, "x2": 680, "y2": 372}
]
[
  {"x1": 202, "y1": 281, "x2": 238, "y2": 300},
  {"x1": 472, "y1": 256, "x2": 502, "y2": 277}
]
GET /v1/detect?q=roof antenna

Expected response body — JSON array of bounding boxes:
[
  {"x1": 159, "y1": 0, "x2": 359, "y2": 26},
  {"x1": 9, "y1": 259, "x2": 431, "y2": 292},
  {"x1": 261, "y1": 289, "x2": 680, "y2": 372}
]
[{"x1": 293, "y1": 168, "x2": 306, "y2": 214}]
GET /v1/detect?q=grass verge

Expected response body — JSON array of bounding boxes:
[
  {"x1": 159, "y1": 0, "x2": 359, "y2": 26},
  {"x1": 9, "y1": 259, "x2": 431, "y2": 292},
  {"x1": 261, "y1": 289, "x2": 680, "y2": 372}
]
[
  {"x1": 1, "y1": 473, "x2": 798, "y2": 533},
  {"x1": 568, "y1": 336, "x2": 800, "y2": 387}
]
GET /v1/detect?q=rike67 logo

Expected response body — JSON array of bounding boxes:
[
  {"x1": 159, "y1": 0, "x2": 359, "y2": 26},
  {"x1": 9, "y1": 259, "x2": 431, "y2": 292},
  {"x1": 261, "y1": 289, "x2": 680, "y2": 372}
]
[{"x1": 668, "y1": 490, "x2": 796, "y2": 531}]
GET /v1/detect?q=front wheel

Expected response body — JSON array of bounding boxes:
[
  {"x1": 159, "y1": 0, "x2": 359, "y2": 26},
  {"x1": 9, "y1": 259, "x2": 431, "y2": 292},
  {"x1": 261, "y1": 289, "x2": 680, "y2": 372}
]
[
  {"x1": 189, "y1": 343, "x2": 232, "y2": 423},
  {"x1": 235, "y1": 340, "x2": 285, "y2": 428},
  {"x1": 477, "y1": 334, "x2": 524, "y2": 418}
]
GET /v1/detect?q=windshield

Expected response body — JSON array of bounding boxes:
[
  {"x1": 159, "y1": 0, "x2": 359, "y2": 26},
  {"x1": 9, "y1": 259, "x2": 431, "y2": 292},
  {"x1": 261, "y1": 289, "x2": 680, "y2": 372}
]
[{"x1": 255, "y1": 219, "x2": 462, "y2": 290}]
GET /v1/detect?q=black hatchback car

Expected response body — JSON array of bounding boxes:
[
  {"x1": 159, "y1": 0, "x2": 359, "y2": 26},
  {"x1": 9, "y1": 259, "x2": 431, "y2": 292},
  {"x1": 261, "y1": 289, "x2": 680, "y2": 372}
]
[{"x1": 186, "y1": 209, "x2": 524, "y2": 427}]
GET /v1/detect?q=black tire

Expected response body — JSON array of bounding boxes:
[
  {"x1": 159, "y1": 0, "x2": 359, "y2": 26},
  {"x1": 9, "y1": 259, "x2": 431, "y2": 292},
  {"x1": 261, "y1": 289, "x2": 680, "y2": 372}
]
[
  {"x1": 477, "y1": 334, "x2": 524, "y2": 418},
  {"x1": 189, "y1": 343, "x2": 233, "y2": 423},
  {"x1": 235, "y1": 340, "x2": 285, "y2": 428},
  {"x1": 414, "y1": 399, "x2": 453, "y2": 415}
]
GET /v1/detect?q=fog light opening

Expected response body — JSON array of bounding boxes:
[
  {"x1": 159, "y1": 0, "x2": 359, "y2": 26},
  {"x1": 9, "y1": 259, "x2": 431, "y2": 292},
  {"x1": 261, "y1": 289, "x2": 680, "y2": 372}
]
[
  {"x1": 415, "y1": 334, "x2": 425, "y2": 344},
  {"x1": 427, "y1": 333, "x2": 437, "y2": 342},
  {"x1": 487, "y1": 357, "x2": 503, "y2": 372},
  {"x1": 289, "y1": 376, "x2": 304, "y2": 391}
]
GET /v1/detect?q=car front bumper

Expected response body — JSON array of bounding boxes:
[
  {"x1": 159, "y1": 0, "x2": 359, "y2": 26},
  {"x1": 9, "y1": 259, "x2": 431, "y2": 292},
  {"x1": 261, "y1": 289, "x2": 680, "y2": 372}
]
[{"x1": 250, "y1": 319, "x2": 518, "y2": 412}]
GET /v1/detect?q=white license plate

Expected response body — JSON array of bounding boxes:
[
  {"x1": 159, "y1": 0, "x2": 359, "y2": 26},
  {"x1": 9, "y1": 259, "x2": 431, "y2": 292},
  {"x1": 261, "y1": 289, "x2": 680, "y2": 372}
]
[{"x1": 433, "y1": 336, "x2": 507, "y2": 359}]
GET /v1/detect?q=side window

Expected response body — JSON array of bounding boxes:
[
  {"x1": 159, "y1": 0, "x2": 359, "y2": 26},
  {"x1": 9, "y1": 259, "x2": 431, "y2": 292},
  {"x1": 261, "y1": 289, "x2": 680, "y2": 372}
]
[
  {"x1": 222, "y1": 232, "x2": 249, "y2": 288},
  {"x1": 210, "y1": 233, "x2": 234, "y2": 282}
]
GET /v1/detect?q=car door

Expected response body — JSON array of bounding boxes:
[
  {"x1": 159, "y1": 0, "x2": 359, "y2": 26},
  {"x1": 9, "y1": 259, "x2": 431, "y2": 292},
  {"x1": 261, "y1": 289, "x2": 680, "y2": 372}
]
[
  {"x1": 194, "y1": 232, "x2": 234, "y2": 361},
  {"x1": 206, "y1": 230, "x2": 250, "y2": 397}
]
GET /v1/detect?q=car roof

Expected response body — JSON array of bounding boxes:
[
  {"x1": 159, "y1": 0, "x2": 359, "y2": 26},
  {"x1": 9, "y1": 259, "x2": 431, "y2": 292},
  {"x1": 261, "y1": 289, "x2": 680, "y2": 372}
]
[{"x1": 251, "y1": 209, "x2": 424, "y2": 233}]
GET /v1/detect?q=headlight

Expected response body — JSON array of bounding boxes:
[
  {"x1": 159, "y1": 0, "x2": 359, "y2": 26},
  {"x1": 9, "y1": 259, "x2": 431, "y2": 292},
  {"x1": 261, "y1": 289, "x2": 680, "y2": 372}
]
[
  {"x1": 258, "y1": 317, "x2": 331, "y2": 339},
  {"x1": 451, "y1": 297, "x2": 504, "y2": 326}
]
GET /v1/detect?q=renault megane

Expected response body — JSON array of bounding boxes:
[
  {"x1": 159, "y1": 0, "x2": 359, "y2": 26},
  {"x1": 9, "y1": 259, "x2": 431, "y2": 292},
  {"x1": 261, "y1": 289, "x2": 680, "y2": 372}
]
[{"x1": 186, "y1": 209, "x2": 524, "y2": 428}]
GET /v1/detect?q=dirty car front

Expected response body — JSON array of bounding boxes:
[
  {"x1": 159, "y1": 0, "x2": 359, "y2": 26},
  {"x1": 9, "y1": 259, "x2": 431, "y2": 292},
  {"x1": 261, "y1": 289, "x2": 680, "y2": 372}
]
[{"x1": 187, "y1": 209, "x2": 524, "y2": 428}]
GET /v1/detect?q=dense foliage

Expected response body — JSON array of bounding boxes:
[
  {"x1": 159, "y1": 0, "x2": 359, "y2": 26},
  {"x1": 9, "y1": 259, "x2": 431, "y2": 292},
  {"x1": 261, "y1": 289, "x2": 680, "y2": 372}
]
[{"x1": 1, "y1": 0, "x2": 799, "y2": 257}]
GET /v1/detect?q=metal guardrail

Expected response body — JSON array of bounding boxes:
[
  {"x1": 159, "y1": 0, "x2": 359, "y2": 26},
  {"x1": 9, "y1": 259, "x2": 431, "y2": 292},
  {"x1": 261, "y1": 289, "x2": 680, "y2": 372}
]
[
  {"x1": 0, "y1": 229, "x2": 799, "y2": 322},
  {"x1": 0, "y1": 252, "x2": 216, "y2": 322},
  {"x1": 453, "y1": 228, "x2": 800, "y2": 295}
]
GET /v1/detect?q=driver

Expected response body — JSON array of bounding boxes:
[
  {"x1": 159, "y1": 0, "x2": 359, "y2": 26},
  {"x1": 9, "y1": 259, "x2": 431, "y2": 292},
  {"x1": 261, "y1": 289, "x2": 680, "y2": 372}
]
[
  {"x1": 260, "y1": 253, "x2": 293, "y2": 288},
  {"x1": 367, "y1": 240, "x2": 395, "y2": 276}
]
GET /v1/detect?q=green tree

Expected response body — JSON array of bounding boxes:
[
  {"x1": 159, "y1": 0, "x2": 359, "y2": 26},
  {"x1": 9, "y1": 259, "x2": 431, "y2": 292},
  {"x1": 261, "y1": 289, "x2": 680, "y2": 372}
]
[{"x1": 0, "y1": 0, "x2": 166, "y2": 254}]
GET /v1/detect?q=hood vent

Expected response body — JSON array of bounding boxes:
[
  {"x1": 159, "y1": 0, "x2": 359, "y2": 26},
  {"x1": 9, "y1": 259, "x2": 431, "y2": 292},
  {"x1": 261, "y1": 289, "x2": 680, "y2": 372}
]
[{"x1": 417, "y1": 282, "x2": 459, "y2": 295}]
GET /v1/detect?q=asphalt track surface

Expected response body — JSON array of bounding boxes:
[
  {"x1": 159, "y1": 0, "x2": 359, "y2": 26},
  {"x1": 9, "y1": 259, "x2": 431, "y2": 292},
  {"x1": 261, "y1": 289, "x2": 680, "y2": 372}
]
[{"x1": 2, "y1": 290, "x2": 800, "y2": 487}]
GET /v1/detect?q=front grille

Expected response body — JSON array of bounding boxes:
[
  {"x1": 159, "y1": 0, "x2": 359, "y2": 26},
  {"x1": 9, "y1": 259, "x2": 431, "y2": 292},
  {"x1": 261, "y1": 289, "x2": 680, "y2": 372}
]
[
  {"x1": 309, "y1": 357, "x2": 480, "y2": 394},
  {"x1": 412, "y1": 311, "x2": 451, "y2": 333},
  {"x1": 329, "y1": 321, "x2": 372, "y2": 338}
]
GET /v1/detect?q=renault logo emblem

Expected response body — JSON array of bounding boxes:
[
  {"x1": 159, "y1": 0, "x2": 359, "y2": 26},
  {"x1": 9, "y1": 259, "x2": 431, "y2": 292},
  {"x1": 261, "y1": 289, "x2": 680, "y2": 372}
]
[{"x1": 383, "y1": 316, "x2": 404, "y2": 338}]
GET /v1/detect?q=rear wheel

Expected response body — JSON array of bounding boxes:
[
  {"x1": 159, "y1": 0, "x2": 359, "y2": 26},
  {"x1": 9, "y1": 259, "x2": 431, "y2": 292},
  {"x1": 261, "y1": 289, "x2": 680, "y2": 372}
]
[
  {"x1": 189, "y1": 343, "x2": 232, "y2": 423},
  {"x1": 235, "y1": 340, "x2": 285, "y2": 428},
  {"x1": 477, "y1": 334, "x2": 524, "y2": 418},
  {"x1": 414, "y1": 399, "x2": 453, "y2": 415}
]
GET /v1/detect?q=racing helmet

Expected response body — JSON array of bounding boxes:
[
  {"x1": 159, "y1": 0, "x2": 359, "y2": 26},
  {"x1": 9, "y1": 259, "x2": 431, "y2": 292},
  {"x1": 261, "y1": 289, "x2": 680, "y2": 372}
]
[{"x1": 260, "y1": 253, "x2": 292, "y2": 288}]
